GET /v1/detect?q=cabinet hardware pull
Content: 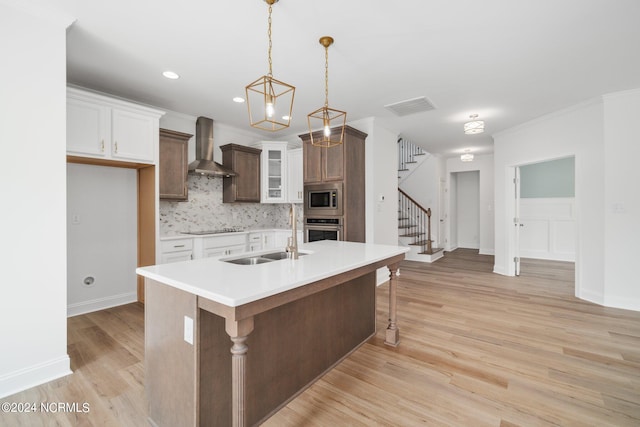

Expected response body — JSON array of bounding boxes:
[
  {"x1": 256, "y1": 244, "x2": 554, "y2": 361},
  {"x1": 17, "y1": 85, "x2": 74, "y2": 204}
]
[
  {"x1": 114, "y1": 141, "x2": 118, "y2": 153},
  {"x1": 101, "y1": 140, "x2": 105, "y2": 152},
  {"x1": 174, "y1": 244, "x2": 185, "y2": 248}
]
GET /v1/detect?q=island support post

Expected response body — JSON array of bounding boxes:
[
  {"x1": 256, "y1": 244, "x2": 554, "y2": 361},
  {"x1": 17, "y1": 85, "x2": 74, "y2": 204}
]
[{"x1": 384, "y1": 262, "x2": 401, "y2": 347}]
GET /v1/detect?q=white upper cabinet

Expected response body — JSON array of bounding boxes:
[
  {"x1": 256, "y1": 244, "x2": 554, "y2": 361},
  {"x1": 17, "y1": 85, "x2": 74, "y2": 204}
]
[
  {"x1": 251, "y1": 141, "x2": 304, "y2": 204},
  {"x1": 252, "y1": 141, "x2": 288, "y2": 203},
  {"x1": 287, "y1": 148, "x2": 303, "y2": 203},
  {"x1": 66, "y1": 87, "x2": 164, "y2": 164}
]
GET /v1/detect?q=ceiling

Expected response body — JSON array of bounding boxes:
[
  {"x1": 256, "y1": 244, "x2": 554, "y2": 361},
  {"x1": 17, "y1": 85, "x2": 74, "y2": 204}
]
[{"x1": 46, "y1": 0, "x2": 640, "y2": 157}]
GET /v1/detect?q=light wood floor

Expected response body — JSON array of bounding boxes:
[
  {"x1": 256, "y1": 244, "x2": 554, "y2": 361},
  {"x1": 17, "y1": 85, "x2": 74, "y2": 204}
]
[{"x1": 2, "y1": 249, "x2": 639, "y2": 426}]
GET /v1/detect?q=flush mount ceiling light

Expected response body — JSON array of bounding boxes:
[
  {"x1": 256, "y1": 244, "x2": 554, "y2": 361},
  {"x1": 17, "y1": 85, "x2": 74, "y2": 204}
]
[
  {"x1": 233, "y1": 97, "x2": 245, "y2": 103},
  {"x1": 245, "y1": 0, "x2": 295, "y2": 132},
  {"x1": 162, "y1": 70, "x2": 180, "y2": 80},
  {"x1": 460, "y1": 149, "x2": 474, "y2": 162},
  {"x1": 464, "y1": 114, "x2": 485, "y2": 135},
  {"x1": 307, "y1": 36, "x2": 347, "y2": 148}
]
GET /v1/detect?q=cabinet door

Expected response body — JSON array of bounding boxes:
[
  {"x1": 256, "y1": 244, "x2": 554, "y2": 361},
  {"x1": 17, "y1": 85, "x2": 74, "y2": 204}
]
[
  {"x1": 160, "y1": 251, "x2": 192, "y2": 264},
  {"x1": 67, "y1": 97, "x2": 109, "y2": 157},
  {"x1": 263, "y1": 146, "x2": 287, "y2": 203},
  {"x1": 303, "y1": 140, "x2": 322, "y2": 183},
  {"x1": 112, "y1": 108, "x2": 156, "y2": 163},
  {"x1": 159, "y1": 129, "x2": 191, "y2": 200},
  {"x1": 234, "y1": 150, "x2": 261, "y2": 202},
  {"x1": 323, "y1": 144, "x2": 344, "y2": 182},
  {"x1": 287, "y1": 149, "x2": 303, "y2": 202}
]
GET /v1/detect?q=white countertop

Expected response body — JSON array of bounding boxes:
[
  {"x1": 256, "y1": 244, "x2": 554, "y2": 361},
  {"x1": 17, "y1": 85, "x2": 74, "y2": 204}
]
[{"x1": 137, "y1": 240, "x2": 408, "y2": 307}]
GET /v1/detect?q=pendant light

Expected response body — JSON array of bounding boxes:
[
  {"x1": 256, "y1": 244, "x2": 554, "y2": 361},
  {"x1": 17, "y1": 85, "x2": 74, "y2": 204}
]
[
  {"x1": 464, "y1": 114, "x2": 484, "y2": 135},
  {"x1": 307, "y1": 36, "x2": 347, "y2": 147},
  {"x1": 245, "y1": 0, "x2": 295, "y2": 131}
]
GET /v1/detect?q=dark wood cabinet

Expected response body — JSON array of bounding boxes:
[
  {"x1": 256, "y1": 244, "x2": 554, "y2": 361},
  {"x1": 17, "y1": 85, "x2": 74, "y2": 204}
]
[
  {"x1": 299, "y1": 126, "x2": 367, "y2": 243},
  {"x1": 159, "y1": 128, "x2": 192, "y2": 201},
  {"x1": 220, "y1": 144, "x2": 262, "y2": 203}
]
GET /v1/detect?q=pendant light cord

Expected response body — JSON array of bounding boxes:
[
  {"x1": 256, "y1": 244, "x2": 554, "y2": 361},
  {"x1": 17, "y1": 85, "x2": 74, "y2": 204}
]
[
  {"x1": 267, "y1": 3, "x2": 273, "y2": 77},
  {"x1": 324, "y1": 45, "x2": 330, "y2": 108}
]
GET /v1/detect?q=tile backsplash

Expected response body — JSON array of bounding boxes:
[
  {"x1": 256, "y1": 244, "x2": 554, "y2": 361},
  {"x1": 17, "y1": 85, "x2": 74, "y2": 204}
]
[{"x1": 159, "y1": 174, "x2": 302, "y2": 236}]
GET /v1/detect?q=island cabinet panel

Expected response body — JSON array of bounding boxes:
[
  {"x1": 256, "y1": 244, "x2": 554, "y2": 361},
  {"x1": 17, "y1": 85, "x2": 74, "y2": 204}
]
[
  {"x1": 145, "y1": 280, "x2": 199, "y2": 427},
  {"x1": 146, "y1": 270, "x2": 376, "y2": 427}
]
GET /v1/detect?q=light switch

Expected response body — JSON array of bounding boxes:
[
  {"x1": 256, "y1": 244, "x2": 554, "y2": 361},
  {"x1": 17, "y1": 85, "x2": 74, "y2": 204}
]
[{"x1": 184, "y1": 316, "x2": 194, "y2": 345}]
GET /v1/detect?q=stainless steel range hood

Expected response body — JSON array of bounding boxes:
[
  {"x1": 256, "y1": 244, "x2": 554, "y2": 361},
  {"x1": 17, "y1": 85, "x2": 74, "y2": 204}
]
[{"x1": 188, "y1": 116, "x2": 236, "y2": 177}]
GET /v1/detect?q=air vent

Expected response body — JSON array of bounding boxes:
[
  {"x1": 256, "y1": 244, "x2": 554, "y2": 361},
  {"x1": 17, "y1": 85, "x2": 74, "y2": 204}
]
[{"x1": 384, "y1": 96, "x2": 436, "y2": 116}]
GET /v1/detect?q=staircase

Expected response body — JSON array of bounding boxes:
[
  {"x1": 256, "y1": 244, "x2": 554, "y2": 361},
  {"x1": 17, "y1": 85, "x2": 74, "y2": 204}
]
[
  {"x1": 398, "y1": 137, "x2": 429, "y2": 184},
  {"x1": 397, "y1": 138, "x2": 443, "y2": 263}
]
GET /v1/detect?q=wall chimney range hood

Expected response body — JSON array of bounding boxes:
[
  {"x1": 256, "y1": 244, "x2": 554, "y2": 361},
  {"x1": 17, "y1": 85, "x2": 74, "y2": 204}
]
[{"x1": 188, "y1": 116, "x2": 237, "y2": 177}]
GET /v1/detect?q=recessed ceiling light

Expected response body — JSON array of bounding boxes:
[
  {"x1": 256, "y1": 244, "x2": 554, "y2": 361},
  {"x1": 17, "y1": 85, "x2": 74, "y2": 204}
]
[
  {"x1": 162, "y1": 71, "x2": 180, "y2": 80},
  {"x1": 233, "y1": 97, "x2": 246, "y2": 103}
]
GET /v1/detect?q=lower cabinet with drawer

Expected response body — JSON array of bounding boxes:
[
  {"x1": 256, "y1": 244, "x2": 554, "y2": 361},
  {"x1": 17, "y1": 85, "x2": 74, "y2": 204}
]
[
  {"x1": 159, "y1": 238, "x2": 194, "y2": 264},
  {"x1": 196, "y1": 234, "x2": 248, "y2": 259}
]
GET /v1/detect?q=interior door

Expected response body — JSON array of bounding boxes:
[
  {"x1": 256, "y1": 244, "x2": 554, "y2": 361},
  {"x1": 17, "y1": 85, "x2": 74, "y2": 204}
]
[{"x1": 514, "y1": 167, "x2": 522, "y2": 276}]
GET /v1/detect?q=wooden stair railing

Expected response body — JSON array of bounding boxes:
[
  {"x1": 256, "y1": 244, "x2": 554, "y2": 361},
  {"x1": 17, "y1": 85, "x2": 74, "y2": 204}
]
[{"x1": 398, "y1": 188, "x2": 438, "y2": 255}]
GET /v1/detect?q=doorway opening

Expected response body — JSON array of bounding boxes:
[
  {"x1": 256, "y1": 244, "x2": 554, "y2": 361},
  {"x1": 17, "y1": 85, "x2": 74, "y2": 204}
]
[
  {"x1": 448, "y1": 171, "x2": 480, "y2": 251},
  {"x1": 513, "y1": 156, "x2": 576, "y2": 276}
]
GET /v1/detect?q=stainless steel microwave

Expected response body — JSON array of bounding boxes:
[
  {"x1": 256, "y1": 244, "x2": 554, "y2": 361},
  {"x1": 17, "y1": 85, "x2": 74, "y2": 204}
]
[{"x1": 304, "y1": 183, "x2": 343, "y2": 216}]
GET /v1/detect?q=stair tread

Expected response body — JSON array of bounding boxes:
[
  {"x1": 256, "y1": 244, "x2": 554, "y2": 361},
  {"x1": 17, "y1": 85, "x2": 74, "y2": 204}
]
[
  {"x1": 398, "y1": 168, "x2": 409, "y2": 172},
  {"x1": 398, "y1": 225, "x2": 414, "y2": 229},
  {"x1": 409, "y1": 240, "x2": 433, "y2": 246}
]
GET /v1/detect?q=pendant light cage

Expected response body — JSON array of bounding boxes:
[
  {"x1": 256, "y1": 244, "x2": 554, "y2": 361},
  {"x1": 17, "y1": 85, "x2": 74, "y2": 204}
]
[
  {"x1": 245, "y1": 0, "x2": 295, "y2": 132},
  {"x1": 246, "y1": 75, "x2": 295, "y2": 131},
  {"x1": 307, "y1": 36, "x2": 347, "y2": 147}
]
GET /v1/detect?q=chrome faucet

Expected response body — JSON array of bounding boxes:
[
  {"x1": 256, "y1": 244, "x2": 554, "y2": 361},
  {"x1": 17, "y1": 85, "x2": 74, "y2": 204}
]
[{"x1": 286, "y1": 203, "x2": 299, "y2": 259}]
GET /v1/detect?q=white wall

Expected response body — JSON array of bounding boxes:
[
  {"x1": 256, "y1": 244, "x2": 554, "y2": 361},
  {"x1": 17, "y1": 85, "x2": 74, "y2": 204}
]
[
  {"x1": 353, "y1": 117, "x2": 399, "y2": 284},
  {"x1": 493, "y1": 99, "x2": 606, "y2": 305},
  {"x1": 0, "y1": 1, "x2": 73, "y2": 397},
  {"x1": 456, "y1": 171, "x2": 480, "y2": 249},
  {"x1": 602, "y1": 89, "x2": 640, "y2": 310},
  {"x1": 446, "y1": 154, "x2": 495, "y2": 255},
  {"x1": 67, "y1": 164, "x2": 138, "y2": 316}
]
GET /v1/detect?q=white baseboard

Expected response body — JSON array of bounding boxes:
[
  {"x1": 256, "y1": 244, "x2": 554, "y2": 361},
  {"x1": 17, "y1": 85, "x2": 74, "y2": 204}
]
[
  {"x1": 493, "y1": 264, "x2": 508, "y2": 276},
  {"x1": 67, "y1": 292, "x2": 137, "y2": 317},
  {"x1": 480, "y1": 248, "x2": 495, "y2": 255},
  {"x1": 458, "y1": 242, "x2": 480, "y2": 250},
  {"x1": 0, "y1": 355, "x2": 71, "y2": 399},
  {"x1": 603, "y1": 295, "x2": 640, "y2": 312}
]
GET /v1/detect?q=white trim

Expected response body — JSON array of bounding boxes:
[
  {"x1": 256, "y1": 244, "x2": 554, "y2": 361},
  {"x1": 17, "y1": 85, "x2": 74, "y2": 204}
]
[
  {"x1": 67, "y1": 292, "x2": 138, "y2": 317},
  {"x1": 0, "y1": 356, "x2": 71, "y2": 399},
  {"x1": 603, "y1": 296, "x2": 640, "y2": 312},
  {"x1": 579, "y1": 288, "x2": 604, "y2": 306},
  {"x1": 480, "y1": 248, "x2": 495, "y2": 255}
]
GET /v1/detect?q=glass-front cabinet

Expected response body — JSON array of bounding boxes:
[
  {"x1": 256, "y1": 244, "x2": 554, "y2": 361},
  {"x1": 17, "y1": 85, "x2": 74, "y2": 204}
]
[{"x1": 252, "y1": 141, "x2": 288, "y2": 203}]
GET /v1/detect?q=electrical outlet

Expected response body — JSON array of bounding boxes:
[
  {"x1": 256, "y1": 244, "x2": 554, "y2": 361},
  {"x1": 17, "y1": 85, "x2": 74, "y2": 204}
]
[
  {"x1": 72, "y1": 214, "x2": 81, "y2": 225},
  {"x1": 184, "y1": 316, "x2": 194, "y2": 345}
]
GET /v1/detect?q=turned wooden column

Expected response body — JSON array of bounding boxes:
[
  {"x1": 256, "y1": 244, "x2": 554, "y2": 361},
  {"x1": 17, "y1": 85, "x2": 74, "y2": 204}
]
[
  {"x1": 385, "y1": 262, "x2": 401, "y2": 347},
  {"x1": 226, "y1": 317, "x2": 255, "y2": 427}
]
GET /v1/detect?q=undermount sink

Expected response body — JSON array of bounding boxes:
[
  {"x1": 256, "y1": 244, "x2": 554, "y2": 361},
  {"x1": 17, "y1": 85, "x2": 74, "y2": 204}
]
[
  {"x1": 225, "y1": 256, "x2": 273, "y2": 265},
  {"x1": 223, "y1": 251, "x2": 307, "y2": 265},
  {"x1": 262, "y1": 251, "x2": 307, "y2": 260}
]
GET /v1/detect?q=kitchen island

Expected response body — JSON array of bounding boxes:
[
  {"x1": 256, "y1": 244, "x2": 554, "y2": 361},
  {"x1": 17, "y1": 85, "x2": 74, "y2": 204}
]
[{"x1": 137, "y1": 240, "x2": 407, "y2": 427}]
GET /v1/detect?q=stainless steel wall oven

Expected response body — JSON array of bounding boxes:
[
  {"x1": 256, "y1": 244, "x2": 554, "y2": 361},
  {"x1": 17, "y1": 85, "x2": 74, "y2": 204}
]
[{"x1": 304, "y1": 217, "x2": 342, "y2": 242}]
